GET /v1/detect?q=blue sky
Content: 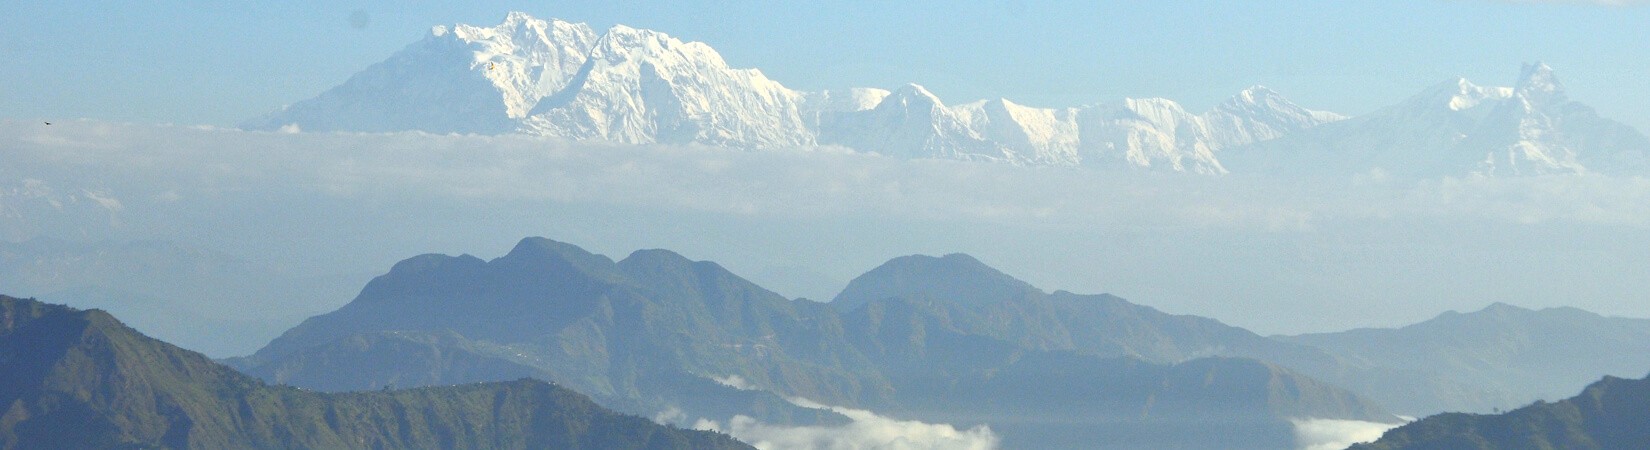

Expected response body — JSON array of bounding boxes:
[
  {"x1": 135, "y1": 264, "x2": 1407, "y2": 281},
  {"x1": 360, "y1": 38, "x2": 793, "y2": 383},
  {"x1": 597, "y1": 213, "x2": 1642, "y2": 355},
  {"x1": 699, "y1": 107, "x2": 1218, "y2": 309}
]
[{"x1": 4, "y1": 0, "x2": 1648, "y2": 130}]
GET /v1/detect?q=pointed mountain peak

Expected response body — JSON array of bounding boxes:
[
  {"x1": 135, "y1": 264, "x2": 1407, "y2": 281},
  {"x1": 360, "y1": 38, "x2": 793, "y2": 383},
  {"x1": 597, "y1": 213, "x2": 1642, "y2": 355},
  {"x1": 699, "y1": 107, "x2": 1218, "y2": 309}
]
[
  {"x1": 587, "y1": 23, "x2": 724, "y2": 66},
  {"x1": 619, "y1": 247, "x2": 696, "y2": 269},
  {"x1": 1518, "y1": 62, "x2": 1557, "y2": 86},
  {"x1": 492, "y1": 237, "x2": 627, "y2": 284},
  {"x1": 502, "y1": 237, "x2": 612, "y2": 265},
  {"x1": 811, "y1": 88, "x2": 891, "y2": 112},
  {"x1": 831, "y1": 252, "x2": 1042, "y2": 311},
  {"x1": 451, "y1": 11, "x2": 582, "y2": 41},
  {"x1": 597, "y1": 23, "x2": 674, "y2": 47},
  {"x1": 1515, "y1": 61, "x2": 1567, "y2": 105},
  {"x1": 1232, "y1": 85, "x2": 1282, "y2": 104},
  {"x1": 1417, "y1": 76, "x2": 1513, "y2": 111},
  {"x1": 616, "y1": 249, "x2": 785, "y2": 302},
  {"x1": 888, "y1": 83, "x2": 943, "y2": 105},
  {"x1": 492, "y1": 11, "x2": 591, "y2": 37},
  {"x1": 1479, "y1": 301, "x2": 1532, "y2": 314},
  {"x1": 1218, "y1": 85, "x2": 1291, "y2": 112},
  {"x1": 1212, "y1": 85, "x2": 1346, "y2": 125},
  {"x1": 501, "y1": 10, "x2": 538, "y2": 24}
]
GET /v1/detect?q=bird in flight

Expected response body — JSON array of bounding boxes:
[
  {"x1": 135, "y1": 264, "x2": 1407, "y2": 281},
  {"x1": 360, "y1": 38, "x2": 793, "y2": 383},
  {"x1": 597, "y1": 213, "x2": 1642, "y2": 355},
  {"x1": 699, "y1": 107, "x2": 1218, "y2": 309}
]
[{"x1": 44, "y1": 122, "x2": 51, "y2": 125}]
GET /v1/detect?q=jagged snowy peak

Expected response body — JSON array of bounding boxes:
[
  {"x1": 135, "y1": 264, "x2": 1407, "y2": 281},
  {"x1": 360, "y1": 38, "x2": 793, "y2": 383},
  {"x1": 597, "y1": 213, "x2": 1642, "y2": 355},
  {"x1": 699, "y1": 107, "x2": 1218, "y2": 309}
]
[
  {"x1": 447, "y1": 12, "x2": 598, "y2": 118},
  {"x1": 244, "y1": 14, "x2": 597, "y2": 134},
  {"x1": 519, "y1": 24, "x2": 814, "y2": 147},
  {"x1": 1079, "y1": 98, "x2": 1227, "y2": 173},
  {"x1": 1467, "y1": 63, "x2": 1587, "y2": 175},
  {"x1": 805, "y1": 88, "x2": 891, "y2": 114},
  {"x1": 813, "y1": 84, "x2": 1337, "y2": 171},
  {"x1": 961, "y1": 98, "x2": 1083, "y2": 165},
  {"x1": 816, "y1": 84, "x2": 1011, "y2": 161},
  {"x1": 1208, "y1": 86, "x2": 1348, "y2": 143},
  {"x1": 249, "y1": 12, "x2": 1345, "y2": 172},
  {"x1": 1059, "y1": 88, "x2": 1343, "y2": 174},
  {"x1": 1227, "y1": 63, "x2": 1649, "y2": 177}
]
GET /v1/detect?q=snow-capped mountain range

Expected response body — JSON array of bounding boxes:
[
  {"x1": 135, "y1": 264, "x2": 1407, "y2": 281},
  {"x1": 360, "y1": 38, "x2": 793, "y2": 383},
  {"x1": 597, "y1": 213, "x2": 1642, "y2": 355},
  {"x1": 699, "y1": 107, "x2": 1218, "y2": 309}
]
[
  {"x1": 1222, "y1": 63, "x2": 1650, "y2": 177},
  {"x1": 247, "y1": 12, "x2": 1648, "y2": 176}
]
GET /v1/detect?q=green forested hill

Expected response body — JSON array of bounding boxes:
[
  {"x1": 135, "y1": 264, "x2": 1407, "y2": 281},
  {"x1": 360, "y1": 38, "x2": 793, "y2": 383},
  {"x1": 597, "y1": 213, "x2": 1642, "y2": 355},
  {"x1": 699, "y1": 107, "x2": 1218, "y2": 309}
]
[
  {"x1": 0, "y1": 295, "x2": 753, "y2": 450},
  {"x1": 233, "y1": 237, "x2": 1398, "y2": 449},
  {"x1": 1351, "y1": 373, "x2": 1650, "y2": 450}
]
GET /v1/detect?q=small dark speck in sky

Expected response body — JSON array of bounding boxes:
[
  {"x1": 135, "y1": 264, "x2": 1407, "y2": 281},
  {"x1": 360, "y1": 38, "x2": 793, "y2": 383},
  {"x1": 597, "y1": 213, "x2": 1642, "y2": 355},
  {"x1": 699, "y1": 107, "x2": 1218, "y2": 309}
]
[{"x1": 348, "y1": 10, "x2": 370, "y2": 30}]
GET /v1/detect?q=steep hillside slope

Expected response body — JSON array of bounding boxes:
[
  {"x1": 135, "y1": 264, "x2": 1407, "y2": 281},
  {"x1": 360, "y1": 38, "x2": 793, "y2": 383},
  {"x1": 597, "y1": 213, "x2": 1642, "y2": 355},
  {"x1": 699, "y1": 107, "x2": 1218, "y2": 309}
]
[
  {"x1": 0, "y1": 295, "x2": 752, "y2": 450},
  {"x1": 1352, "y1": 373, "x2": 1650, "y2": 450}
]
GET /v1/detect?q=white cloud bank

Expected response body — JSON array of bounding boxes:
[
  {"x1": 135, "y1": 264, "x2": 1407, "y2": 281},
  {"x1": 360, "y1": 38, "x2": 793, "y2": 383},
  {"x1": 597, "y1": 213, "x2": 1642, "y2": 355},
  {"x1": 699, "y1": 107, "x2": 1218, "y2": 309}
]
[
  {"x1": 694, "y1": 375, "x2": 997, "y2": 450},
  {"x1": 693, "y1": 401, "x2": 998, "y2": 450},
  {"x1": 1292, "y1": 418, "x2": 1403, "y2": 450},
  {"x1": 7, "y1": 119, "x2": 1650, "y2": 335},
  {"x1": 6, "y1": 120, "x2": 1650, "y2": 231}
]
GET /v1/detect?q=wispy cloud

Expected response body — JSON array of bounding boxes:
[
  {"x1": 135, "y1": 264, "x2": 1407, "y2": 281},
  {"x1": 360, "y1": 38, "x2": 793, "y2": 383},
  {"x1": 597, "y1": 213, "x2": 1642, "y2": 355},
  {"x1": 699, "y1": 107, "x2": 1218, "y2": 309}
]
[{"x1": 712, "y1": 374, "x2": 759, "y2": 391}]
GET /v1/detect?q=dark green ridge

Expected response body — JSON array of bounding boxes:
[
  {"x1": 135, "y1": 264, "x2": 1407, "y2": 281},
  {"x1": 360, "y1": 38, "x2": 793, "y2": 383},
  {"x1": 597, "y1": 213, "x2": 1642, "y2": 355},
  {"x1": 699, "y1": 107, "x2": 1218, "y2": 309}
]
[
  {"x1": 0, "y1": 295, "x2": 753, "y2": 450},
  {"x1": 236, "y1": 237, "x2": 1398, "y2": 449},
  {"x1": 1352, "y1": 373, "x2": 1650, "y2": 450}
]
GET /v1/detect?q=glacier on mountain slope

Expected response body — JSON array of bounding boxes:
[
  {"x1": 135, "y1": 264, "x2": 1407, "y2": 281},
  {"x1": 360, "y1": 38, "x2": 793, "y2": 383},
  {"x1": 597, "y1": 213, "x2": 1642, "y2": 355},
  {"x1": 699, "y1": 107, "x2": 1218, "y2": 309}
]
[{"x1": 244, "y1": 12, "x2": 1341, "y2": 173}]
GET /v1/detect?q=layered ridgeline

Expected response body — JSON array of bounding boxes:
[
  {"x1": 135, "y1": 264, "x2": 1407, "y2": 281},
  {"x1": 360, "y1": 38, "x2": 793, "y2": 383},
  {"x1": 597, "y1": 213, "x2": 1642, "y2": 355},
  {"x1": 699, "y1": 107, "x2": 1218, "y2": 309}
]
[
  {"x1": 244, "y1": 12, "x2": 1342, "y2": 173},
  {"x1": 1225, "y1": 63, "x2": 1650, "y2": 177},
  {"x1": 1280, "y1": 302, "x2": 1650, "y2": 416},
  {"x1": 826, "y1": 254, "x2": 1650, "y2": 420},
  {"x1": 232, "y1": 237, "x2": 1397, "y2": 450},
  {"x1": 0, "y1": 295, "x2": 751, "y2": 450},
  {"x1": 1351, "y1": 373, "x2": 1650, "y2": 450}
]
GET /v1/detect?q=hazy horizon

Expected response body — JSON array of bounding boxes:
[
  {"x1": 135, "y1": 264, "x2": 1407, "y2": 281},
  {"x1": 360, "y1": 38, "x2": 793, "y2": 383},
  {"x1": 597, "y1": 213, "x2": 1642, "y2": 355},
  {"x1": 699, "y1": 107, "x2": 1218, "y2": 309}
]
[
  {"x1": 5, "y1": 3, "x2": 1650, "y2": 449},
  {"x1": 7, "y1": 119, "x2": 1649, "y2": 344}
]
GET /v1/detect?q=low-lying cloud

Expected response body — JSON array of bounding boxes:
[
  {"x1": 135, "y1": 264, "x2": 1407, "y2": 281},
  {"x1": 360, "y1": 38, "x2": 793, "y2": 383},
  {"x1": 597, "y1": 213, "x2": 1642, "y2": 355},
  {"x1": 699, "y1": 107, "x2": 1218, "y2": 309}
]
[
  {"x1": 7, "y1": 120, "x2": 1650, "y2": 231},
  {"x1": 691, "y1": 375, "x2": 997, "y2": 449},
  {"x1": 1292, "y1": 418, "x2": 1402, "y2": 450},
  {"x1": 693, "y1": 400, "x2": 998, "y2": 450},
  {"x1": 712, "y1": 374, "x2": 759, "y2": 391},
  {"x1": 8, "y1": 120, "x2": 1650, "y2": 336}
]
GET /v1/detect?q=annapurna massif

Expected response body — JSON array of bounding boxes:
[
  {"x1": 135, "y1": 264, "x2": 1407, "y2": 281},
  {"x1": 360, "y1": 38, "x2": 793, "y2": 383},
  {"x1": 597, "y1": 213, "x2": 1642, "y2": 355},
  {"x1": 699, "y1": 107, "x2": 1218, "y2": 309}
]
[{"x1": 247, "y1": 12, "x2": 1648, "y2": 176}]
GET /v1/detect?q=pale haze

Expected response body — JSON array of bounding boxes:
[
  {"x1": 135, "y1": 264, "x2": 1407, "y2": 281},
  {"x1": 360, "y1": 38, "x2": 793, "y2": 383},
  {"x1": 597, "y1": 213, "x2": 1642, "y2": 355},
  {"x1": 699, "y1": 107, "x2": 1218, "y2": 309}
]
[{"x1": 4, "y1": 2, "x2": 1650, "y2": 450}]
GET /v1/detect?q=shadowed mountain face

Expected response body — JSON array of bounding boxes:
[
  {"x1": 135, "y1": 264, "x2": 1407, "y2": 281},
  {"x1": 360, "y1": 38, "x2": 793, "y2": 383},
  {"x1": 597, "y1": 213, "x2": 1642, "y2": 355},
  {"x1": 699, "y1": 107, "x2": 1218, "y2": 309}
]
[
  {"x1": 234, "y1": 237, "x2": 1397, "y2": 450},
  {"x1": 1352, "y1": 373, "x2": 1650, "y2": 450},
  {"x1": 233, "y1": 238, "x2": 874, "y2": 428},
  {"x1": 832, "y1": 252, "x2": 1650, "y2": 419},
  {"x1": 0, "y1": 295, "x2": 753, "y2": 450},
  {"x1": 831, "y1": 253, "x2": 1042, "y2": 313},
  {"x1": 835, "y1": 253, "x2": 1328, "y2": 364},
  {"x1": 840, "y1": 293, "x2": 1392, "y2": 449},
  {"x1": 1281, "y1": 302, "x2": 1650, "y2": 415}
]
